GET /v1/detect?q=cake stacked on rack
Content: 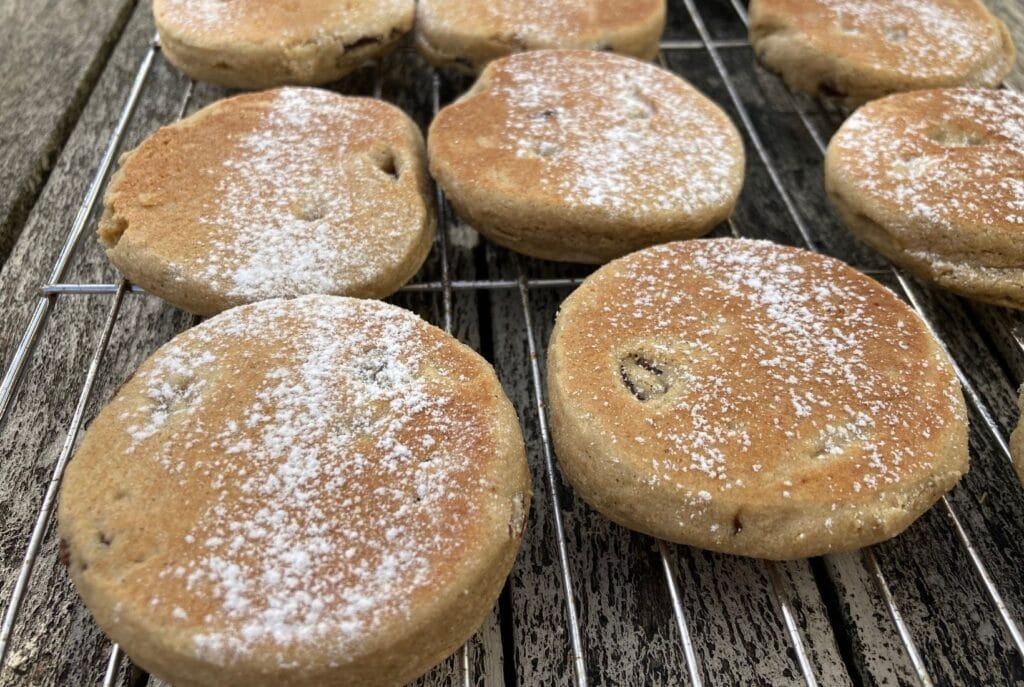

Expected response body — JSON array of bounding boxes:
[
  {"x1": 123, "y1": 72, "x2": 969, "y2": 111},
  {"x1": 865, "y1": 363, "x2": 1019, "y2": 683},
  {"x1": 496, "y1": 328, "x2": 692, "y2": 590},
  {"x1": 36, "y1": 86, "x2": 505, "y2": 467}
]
[
  {"x1": 749, "y1": 1, "x2": 1022, "y2": 485},
  {"x1": 825, "y1": 88, "x2": 1024, "y2": 309},
  {"x1": 546, "y1": 239, "x2": 969, "y2": 559},
  {"x1": 63, "y1": 4, "x2": 541, "y2": 687}
]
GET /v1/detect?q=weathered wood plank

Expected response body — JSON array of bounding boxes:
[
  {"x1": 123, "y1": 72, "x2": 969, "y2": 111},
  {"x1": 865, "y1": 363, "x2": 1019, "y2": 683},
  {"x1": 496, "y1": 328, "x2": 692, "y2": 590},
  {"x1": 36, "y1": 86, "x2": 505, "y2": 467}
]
[
  {"x1": 483, "y1": 262, "x2": 579, "y2": 686},
  {"x1": 0, "y1": 5, "x2": 195, "y2": 684},
  {"x1": 669, "y1": 548, "x2": 852, "y2": 686},
  {"x1": 972, "y1": 304, "x2": 1024, "y2": 387},
  {"x1": 0, "y1": 0, "x2": 136, "y2": 266}
]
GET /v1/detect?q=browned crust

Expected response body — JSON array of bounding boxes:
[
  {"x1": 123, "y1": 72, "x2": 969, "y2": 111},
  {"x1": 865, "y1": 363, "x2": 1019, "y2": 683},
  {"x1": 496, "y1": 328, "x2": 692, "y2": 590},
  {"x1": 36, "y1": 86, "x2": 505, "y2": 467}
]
[
  {"x1": 58, "y1": 296, "x2": 530, "y2": 686},
  {"x1": 428, "y1": 50, "x2": 745, "y2": 263},
  {"x1": 749, "y1": 0, "x2": 1016, "y2": 101},
  {"x1": 826, "y1": 186, "x2": 1024, "y2": 309},
  {"x1": 414, "y1": 0, "x2": 666, "y2": 73},
  {"x1": 547, "y1": 239, "x2": 968, "y2": 559},
  {"x1": 824, "y1": 88, "x2": 1024, "y2": 308},
  {"x1": 99, "y1": 88, "x2": 435, "y2": 316},
  {"x1": 153, "y1": 0, "x2": 415, "y2": 89}
]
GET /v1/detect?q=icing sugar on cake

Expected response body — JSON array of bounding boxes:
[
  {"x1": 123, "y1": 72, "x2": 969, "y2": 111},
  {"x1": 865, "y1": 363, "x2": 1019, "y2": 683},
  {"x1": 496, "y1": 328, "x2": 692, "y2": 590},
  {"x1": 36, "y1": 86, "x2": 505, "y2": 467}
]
[
  {"x1": 156, "y1": 0, "x2": 410, "y2": 38},
  {"x1": 547, "y1": 238, "x2": 967, "y2": 557},
  {"x1": 416, "y1": 0, "x2": 665, "y2": 55},
  {"x1": 832, "y1": 88, "x2": 1024, "y2": 229},
  {"x1": 99, "y1": 86, "x2": 433, "y2": 315},
  {"x1": 428, "y1": 49, "x2": 743, "y2": 263},
  {"x1": 566, "y1": 239, "x2": 963, "y2": 496},
  {"x1": 749, "y1": 0, "x2": 1014, "y2": 102},
  {"x1": 195, "y1": 88, "x2": 417, "y2": 300},
  {"x1": 483, "y1": 0, "x2": 599, "y2": 42},
  {"x1": 487, "y1": 50, "x2": 740, "y2": 215},
  {"x1": 110, "y1": 296, "x2": 498, "y2": 660},
  {"x1": 812, "y1": 0, "x2": 999, "y2": 75},
  {"x1": 158, "y1": 0, "x2": 232, "y2": 31},
  {"x1": 421, "y1": 0, "x2": 634, "y2": 45}
]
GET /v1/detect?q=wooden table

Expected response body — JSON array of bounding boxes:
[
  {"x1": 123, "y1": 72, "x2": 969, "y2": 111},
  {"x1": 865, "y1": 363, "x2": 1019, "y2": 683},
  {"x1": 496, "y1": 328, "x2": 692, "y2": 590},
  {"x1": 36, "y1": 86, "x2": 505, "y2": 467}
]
[{"x1": 1, "y1": 2, "x2": 1023, "y2": 686}]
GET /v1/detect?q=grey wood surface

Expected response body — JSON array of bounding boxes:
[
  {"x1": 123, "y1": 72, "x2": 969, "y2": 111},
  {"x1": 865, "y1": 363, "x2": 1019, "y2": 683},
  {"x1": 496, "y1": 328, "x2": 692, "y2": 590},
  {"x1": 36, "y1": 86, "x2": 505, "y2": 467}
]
[
  {"x1": 1, "y1": 0, "x2": 1023, "y2": 686},
  {"x1": 0, "y1": 7, "x2": 194, "y2": 684},
  {"x1": 0, "y1": 0, "x2": 136, "y2": 268}
]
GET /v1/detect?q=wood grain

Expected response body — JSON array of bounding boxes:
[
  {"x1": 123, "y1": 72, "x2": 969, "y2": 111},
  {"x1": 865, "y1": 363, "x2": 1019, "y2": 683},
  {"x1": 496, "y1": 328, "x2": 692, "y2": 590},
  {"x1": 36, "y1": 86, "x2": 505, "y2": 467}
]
[{"x1": 0, "y1": 0, "x2": 136, "y2": 267}]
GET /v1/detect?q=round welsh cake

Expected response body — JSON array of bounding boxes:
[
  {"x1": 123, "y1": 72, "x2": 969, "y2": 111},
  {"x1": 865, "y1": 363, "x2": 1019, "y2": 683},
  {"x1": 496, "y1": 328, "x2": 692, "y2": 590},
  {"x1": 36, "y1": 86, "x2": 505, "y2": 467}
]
[
  {"x1": 547, "y1": 239, "x2": 968, "y2": 559},
  {"x1": 415, "y1": 0, "x2": 666, "y2": 73},
  {"x1": 428, "y1": 50, "x2": 745, "y2": 263},
  {"x1": 749, "y1": 0, "x2": 1015, "y2": 102},
  {"x1": 58, "y1": 296, "x2": 530, "y2": 687},
  {"x1": 826, "y1": 88, "x2": 1024, "y2": 308},
  {"x1": 154, "y1": 0, "x2": 414, "y2": 89},
  {"x1": 99, "y1": 88, "x2": 434, "y2": 317}
]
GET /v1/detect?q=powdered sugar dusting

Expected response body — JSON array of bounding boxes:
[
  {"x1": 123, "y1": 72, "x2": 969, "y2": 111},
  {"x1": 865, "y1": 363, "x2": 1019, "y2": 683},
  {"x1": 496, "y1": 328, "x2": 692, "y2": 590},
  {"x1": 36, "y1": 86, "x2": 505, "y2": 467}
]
[
  {"x1": 159, "y1": 0, "x2": 233, "y2": 30},
  {"x1": 559, "y1": 239, "x2": 964, "y2": 501},
  {"x1": 192, "y1": 88, "x2": 425, "y2": 302},
  {"x1": 156, "y1": 0, "x2": 407, "y2": 38},
  {"x1": 831, "y1": 88, "x2": 1024, "y2": 230},
  {"x1": 475, "y1": 50, "x2": 743, "y2": 215},
  {"x1": 114, "y1": 296, "x2": 495, "y2": 661},
  {"x1": 419, "y1": 0, "x2": 658, "y2": 48},
  {"x1": 796, "y1": 0, "x2": 1006, "y2": 78}
]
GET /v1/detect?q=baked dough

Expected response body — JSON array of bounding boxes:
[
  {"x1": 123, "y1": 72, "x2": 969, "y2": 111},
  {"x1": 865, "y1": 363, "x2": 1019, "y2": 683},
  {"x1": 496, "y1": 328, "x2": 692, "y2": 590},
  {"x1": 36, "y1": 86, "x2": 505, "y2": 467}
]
[
  {"x1": 428, "y1": 49, "x2": 745, "y2": 263},
  {"x1": 547, "y1": 238, "x2": 968, "y2": 559},
  {"x1": 749, "y1": 0, "x2": 1016, "y2": 102},
  {"x1": 99, "y1": 87, "x2": 434, "y2": 316},
  {"x1": 415, "y1": 0, "x2": 666, "y2": 73},
  {"x1": 153, "y1": 0, "x2": 414, "y2": 89},
  {"x1": 58, "y1": 295, "x2": 530, "y2": 687},
  {"x1": 826, "y1": 88, "x2": 1024, "y2": 309}
]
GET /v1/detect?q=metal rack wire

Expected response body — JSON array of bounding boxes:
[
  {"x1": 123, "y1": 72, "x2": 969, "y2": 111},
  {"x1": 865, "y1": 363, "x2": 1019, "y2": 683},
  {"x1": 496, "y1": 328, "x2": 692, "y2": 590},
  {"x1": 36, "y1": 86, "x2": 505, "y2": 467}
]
[{"x1": 0, "y1": 1, "x2": 1022, "y2": 685}]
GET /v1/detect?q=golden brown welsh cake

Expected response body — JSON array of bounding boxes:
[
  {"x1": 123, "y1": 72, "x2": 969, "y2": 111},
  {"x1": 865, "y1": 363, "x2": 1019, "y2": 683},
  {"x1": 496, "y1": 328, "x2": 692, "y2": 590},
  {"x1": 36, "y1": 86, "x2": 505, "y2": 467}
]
[
  {"x1": 547, "y1": 239, "x2": 968, "y2": 559},
  {"x1": 826, "y1": 88, "x2": 1024, "y2": 308},
  {"x1": 749, "y1": 0, "x2": 1015, "y2": 102},
  {"x1": 58, "y1": 295, "x2": 531, "y2": 687},
  {"x1": 428, "y1": 50, "x2": 745, "y2": 264},
  {"x1": 415, "y1": 0, "x2": 666, "y2": 73},
  {"x1": 153, "y1": 0, "x2": 414, "y2": 89},
  {"x1": 99, "y1": 87, "x2": 434, "y2": 317}
]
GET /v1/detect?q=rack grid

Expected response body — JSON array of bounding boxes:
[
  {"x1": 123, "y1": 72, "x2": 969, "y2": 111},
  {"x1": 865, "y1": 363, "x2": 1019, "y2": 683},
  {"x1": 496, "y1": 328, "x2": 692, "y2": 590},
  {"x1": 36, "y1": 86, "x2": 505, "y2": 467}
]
[{"x1": 1, "y1": 1, "x2": 1023, "y2": 685}]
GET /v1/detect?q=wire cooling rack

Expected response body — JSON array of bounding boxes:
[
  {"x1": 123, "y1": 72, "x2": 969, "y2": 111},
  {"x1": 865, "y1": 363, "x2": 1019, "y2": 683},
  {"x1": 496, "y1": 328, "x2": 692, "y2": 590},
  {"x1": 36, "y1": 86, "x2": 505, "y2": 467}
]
[{"x1": 1, "y1": 1, "x2": 1023, "y2": 685}]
